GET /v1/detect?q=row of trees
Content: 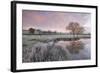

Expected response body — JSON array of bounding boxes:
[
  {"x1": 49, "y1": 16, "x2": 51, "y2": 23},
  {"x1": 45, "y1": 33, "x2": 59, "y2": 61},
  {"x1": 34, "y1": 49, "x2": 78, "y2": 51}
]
[{"x1": 28, "y1": 28, "x2": 57, "y2": 34}]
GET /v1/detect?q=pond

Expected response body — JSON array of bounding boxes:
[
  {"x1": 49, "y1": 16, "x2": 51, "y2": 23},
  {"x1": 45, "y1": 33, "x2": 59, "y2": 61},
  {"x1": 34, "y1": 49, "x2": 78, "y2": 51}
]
[{"x1": 55, "y1": 39, "x2": 91, "y2": 60}]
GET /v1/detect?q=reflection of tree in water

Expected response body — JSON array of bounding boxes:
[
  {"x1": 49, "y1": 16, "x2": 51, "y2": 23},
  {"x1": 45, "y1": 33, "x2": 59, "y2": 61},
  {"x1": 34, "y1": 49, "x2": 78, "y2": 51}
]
[{"x1": 66, "y1": 40, "x2": 84, "y2": 54}]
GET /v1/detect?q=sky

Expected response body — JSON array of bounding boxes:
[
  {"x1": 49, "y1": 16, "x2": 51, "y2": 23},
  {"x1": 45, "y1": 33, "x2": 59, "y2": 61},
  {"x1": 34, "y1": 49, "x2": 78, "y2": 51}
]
[{"x1": 22, "y1": 10, "x2": 91, "y2": 33}]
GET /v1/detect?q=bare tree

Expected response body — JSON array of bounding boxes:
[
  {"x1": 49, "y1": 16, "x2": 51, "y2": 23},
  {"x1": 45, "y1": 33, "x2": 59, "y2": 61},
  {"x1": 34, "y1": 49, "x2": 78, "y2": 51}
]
[{"x1": 66, "y1": 22, "x2": 84, "y2": 38}]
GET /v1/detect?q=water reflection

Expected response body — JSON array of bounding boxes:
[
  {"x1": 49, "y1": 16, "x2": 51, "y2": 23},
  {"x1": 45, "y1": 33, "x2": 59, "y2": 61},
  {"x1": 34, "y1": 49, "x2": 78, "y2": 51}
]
[
  {"x1": 66, "y1": 40, "x2": 84, "y2": 54},
  {"x1": 54, "y1": 38, "x2": 91, "y2": 60}
]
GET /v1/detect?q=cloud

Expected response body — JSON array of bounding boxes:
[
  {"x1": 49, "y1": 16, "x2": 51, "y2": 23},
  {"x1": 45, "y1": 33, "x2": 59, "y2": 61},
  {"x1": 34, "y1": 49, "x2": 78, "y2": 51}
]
[{"x1": 22, "y1": 10, "x2": 91, "y2": 33}]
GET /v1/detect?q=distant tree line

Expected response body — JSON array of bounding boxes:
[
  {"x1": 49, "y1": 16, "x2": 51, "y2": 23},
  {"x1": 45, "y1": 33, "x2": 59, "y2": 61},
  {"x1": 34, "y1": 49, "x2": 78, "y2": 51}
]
[
  {"x1": 28, "y1": 28, "x2": 58, "y2": 35},
  {"x1": 28, "y1": 22, "x2": 90, "y2": 36}
]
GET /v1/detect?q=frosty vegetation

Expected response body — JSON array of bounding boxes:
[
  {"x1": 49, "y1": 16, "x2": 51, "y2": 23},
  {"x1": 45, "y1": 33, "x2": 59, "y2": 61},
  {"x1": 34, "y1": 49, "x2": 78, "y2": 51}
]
[{"x1": 23, "y1": 41, "x2": 69, "y2": 62}]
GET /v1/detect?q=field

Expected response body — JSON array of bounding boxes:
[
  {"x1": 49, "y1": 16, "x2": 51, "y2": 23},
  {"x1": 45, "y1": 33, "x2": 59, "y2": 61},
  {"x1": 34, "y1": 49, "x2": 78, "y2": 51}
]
[{"x1": 22, "y1": 34, "x2": 91, "y2": 63}]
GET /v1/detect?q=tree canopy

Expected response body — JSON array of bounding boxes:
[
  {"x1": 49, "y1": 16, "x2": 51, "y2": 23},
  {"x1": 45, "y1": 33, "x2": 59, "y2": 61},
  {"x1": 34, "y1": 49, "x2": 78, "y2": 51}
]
[
  {"x1": 66, "y1": 22, "x2": 84, "y2": 35},
  {"x1": 28, "y1": 28, "x2": 35, "y2": 33}
]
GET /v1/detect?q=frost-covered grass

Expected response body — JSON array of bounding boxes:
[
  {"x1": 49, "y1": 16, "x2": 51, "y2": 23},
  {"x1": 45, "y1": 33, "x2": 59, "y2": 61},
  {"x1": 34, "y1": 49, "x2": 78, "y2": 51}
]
[
  {"x1": 23, "y1": 34, "x2": 90, "y2": 41},
  {"x1": 22, "y1": 42, "x2": 68, "y2": 62},
  {"x1": 22, "y1": 34, "x2": 91, "y2": 63}
]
